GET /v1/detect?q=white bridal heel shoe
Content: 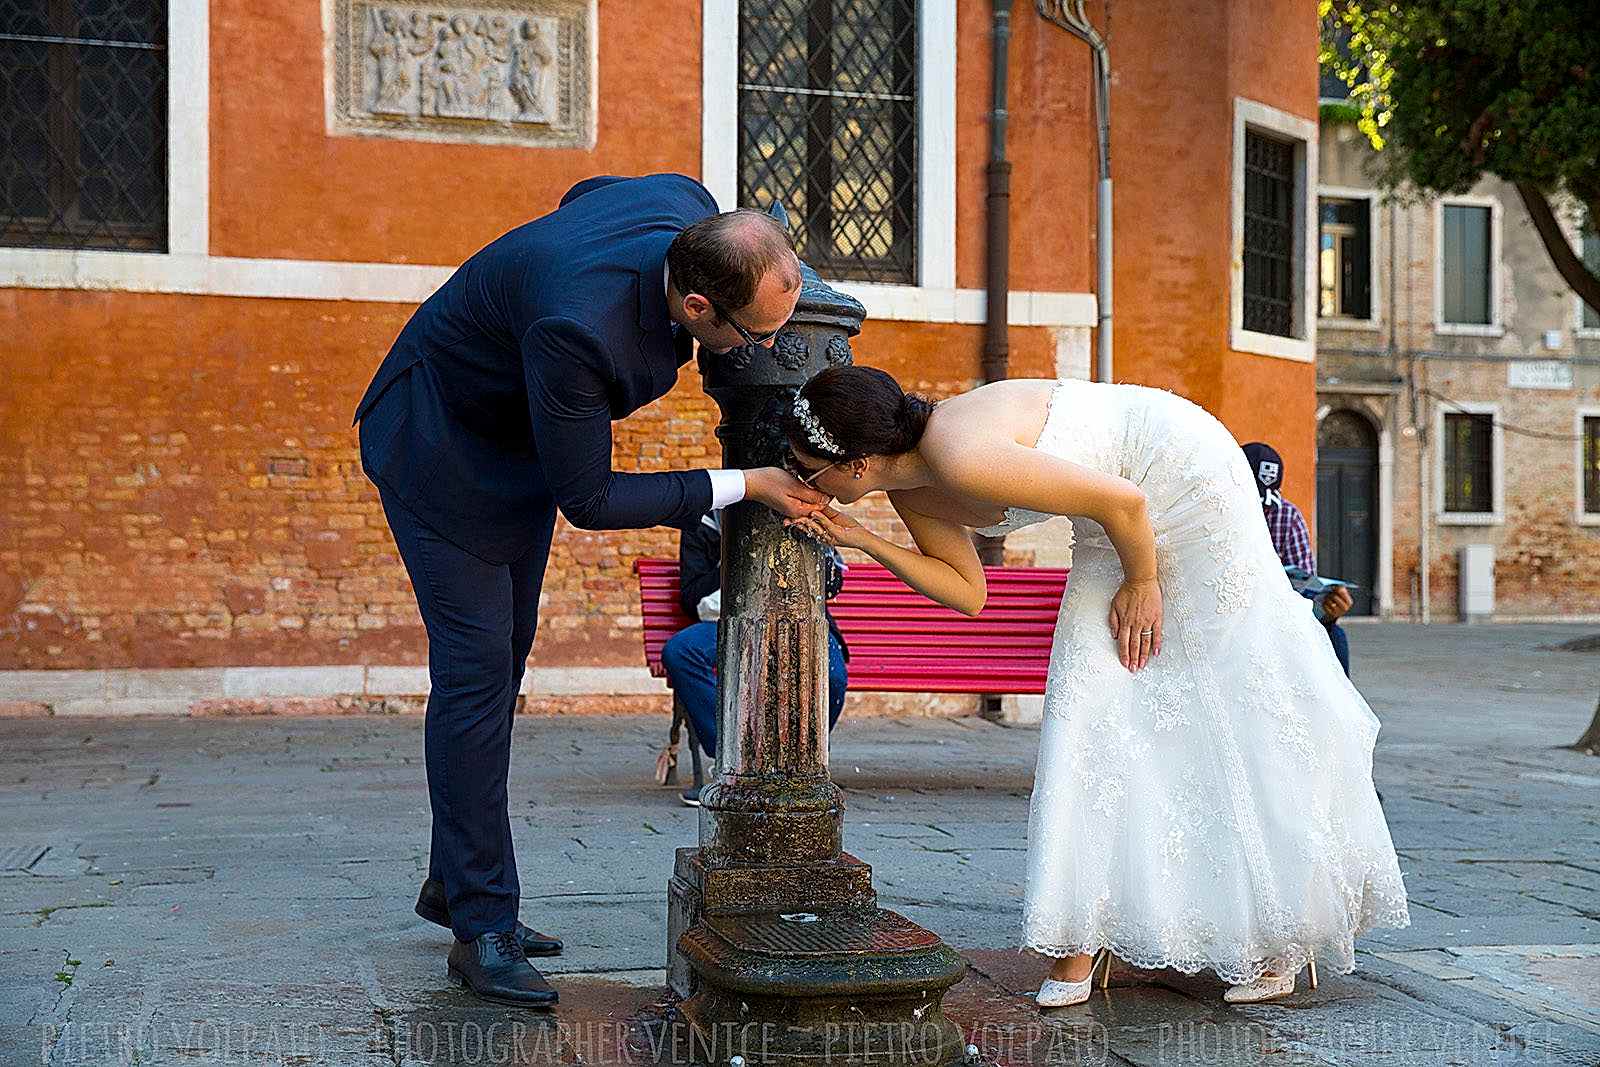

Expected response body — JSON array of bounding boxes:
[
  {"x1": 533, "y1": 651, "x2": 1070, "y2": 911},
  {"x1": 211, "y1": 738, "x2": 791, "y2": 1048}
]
[
  {"x1": 1036, "y1": 948, "x2": 1113, "y2": 1008},
  {"x1": 1223, "y1": 959, "x2": 1318, "y2": 1004}
]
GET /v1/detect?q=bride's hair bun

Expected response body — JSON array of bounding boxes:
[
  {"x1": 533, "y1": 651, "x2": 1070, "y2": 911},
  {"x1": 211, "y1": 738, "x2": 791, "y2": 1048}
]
[
  {"x1": 783, "y1": 365, "x2": 934, "y2": 459},
  {"x1": 893, "y1": 393, "x2": 935, "y2": 453}
]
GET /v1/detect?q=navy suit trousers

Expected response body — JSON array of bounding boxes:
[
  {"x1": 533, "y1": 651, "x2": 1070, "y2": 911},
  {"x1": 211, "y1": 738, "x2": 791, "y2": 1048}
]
[{"x1": 378, "y1": 487, "x2": 556, "y2": 941}]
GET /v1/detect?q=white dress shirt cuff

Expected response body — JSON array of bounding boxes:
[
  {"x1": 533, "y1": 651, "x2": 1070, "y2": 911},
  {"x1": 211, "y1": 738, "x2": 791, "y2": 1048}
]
[{"x1": 707, "y1": 469, "x2": 746, "y2": 510}]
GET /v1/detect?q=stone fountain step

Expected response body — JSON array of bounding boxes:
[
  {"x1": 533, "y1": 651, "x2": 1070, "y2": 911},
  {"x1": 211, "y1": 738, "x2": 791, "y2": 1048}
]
[{"x1": 675, "y1": 905, "x2": 970, "y2": 1067}]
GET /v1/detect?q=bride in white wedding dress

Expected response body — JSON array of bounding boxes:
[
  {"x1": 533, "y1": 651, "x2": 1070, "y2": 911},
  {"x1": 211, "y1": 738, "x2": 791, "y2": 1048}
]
[{"x1": 782, "y1": 366, "x2": 1409, "y2": 1006}]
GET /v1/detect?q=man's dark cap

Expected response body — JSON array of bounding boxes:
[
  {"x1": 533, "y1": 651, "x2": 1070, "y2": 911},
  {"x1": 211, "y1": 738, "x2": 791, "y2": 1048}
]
[{"x1": 1240, "y1": 442, "x2": 1283, "y2": 505}]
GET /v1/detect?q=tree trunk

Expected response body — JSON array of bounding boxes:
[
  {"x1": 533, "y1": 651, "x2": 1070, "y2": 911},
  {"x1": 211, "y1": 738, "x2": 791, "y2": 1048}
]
[
  {"x1": 1515, "y1": 182, "x2": 1600, "y2": 314},
  {"x1": 1522, "y1": 186, "x2": 1600, "y2": 754},
  {"x1": 1574, "y1": 691, "x2": 1600, "y2": 756}
]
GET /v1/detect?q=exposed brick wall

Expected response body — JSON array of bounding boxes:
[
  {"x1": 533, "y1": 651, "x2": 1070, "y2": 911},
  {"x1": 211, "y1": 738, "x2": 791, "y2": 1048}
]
[
  {"x1": 4, "y1": 289, "x2": 411, "y2": 668},
  {"x1": 1, "y1": 288, "x2": 1080, "y2": 670},
  {"x1": 1392, "y1": 361, "x2": 1600, "y2": 619},
  {"x1": 1320, "y1": 376, "x2": 1600, "y2": 622}
]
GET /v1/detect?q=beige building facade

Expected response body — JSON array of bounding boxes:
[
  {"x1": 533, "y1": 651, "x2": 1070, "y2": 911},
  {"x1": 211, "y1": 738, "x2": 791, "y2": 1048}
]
[{"x1": 1315, "y1": 120, "x2": 1600, "y2": 622}]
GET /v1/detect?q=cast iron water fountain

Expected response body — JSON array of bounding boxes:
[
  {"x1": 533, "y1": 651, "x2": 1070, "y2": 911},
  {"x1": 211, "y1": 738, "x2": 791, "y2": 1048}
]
[{"x1": 665, "y1": 208, "x2": 967, "y2": 1067}]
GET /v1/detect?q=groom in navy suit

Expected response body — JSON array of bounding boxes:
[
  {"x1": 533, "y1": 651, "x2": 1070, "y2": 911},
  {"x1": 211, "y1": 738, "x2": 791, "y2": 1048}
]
[{"x1": 354, "y1": 173, "x2": 824, "y2": 1006}]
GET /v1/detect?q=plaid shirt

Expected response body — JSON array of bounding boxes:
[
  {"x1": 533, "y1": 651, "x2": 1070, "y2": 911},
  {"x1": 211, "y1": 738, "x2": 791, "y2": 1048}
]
[{"x1": 1264, "y1": 498, "x2": 1315, "y2": 573}]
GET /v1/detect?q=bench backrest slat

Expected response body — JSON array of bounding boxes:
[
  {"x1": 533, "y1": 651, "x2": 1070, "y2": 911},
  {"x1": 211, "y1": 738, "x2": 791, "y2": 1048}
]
[{"x1": 634, "y1": 558, "x2": 1069, "y2": 695}]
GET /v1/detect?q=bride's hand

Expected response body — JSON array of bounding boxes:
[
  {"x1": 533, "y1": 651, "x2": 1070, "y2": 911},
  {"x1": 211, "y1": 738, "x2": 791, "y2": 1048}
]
[
  {"x1": 785, "y1": 506, "x2": 873, "y2": 551},
  {"x1": 1109, "y1": 577, "x2": 1163, "y2": 672}
]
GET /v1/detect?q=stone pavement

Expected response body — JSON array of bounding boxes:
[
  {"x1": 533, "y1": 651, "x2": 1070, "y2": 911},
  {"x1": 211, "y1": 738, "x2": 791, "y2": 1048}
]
[{"x1": 2, "y1": 622, "x2": 1599, "y2": 1066}]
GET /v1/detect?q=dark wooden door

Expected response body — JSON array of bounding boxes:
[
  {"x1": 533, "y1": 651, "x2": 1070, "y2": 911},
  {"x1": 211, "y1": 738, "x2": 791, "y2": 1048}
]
[{"x1": 1315, "y1": 410, "x2": 1378, "y2": 615}]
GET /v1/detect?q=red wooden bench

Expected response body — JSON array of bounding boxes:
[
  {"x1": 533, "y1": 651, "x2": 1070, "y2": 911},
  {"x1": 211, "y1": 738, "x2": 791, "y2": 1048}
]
[{"x1": 635, "y1": 558, "x2": 1070, "y2": 789}]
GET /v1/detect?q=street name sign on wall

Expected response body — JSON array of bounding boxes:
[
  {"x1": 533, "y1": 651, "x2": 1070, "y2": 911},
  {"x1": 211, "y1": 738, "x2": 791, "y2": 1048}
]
[{"x1": 1507, "y1": 360, "x2": 1575, "y2": 391}]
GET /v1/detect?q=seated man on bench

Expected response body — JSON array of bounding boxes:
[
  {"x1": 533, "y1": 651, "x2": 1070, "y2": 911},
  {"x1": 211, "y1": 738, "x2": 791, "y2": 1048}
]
[{"x1": 662, "y1": 509, "x2": 851, "y2": 806}]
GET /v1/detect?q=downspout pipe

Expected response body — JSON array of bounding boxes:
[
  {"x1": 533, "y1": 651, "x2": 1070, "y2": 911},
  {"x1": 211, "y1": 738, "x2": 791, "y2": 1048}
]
[
  {"x1": 1036, "y1": 1, "x2": 1112, "y2": 382},
  {"x1": 983, "y1": 0, "x2": 1012, "y2": 391}
]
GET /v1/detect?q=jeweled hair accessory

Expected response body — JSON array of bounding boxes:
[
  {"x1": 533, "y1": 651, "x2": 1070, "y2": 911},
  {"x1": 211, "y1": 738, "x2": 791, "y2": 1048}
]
[{"x1": 793, "y1": 395, "x2": 844, "y2": 456}]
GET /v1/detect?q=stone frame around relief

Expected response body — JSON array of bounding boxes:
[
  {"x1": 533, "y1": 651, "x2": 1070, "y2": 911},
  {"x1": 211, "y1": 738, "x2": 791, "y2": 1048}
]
[{"x1": 325, "y1": 0, "x2": 596, "y2": 149}]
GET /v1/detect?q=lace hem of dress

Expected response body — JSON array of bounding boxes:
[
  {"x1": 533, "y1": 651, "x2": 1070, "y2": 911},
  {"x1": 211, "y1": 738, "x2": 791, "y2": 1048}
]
[{"x1": 1020, "y1": 878, "x2": 1411, "y2": 986}]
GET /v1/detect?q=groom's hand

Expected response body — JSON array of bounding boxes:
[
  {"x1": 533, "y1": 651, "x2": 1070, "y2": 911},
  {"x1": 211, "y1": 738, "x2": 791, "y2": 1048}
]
[{"x1": 745, "y1": 467, "x2": 828, "y2": 519}]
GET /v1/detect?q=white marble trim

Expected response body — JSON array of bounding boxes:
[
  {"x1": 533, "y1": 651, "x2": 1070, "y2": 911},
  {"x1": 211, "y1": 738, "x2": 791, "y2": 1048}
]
[
  {"x1": 1229, "y1": 97, "x2": 1319, "y2": 363},
  {"x1": 0, "y1": 248, "x2": 1097, "y2": 325},
  {"x1": 0, "y1": 665, "x2": 670, "y2": 713}
]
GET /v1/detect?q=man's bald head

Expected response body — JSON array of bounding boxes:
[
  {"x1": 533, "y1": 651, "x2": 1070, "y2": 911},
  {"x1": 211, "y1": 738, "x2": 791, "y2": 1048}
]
[{"x1": 667, "y1": 209, "x2": 801, "y2": 314}]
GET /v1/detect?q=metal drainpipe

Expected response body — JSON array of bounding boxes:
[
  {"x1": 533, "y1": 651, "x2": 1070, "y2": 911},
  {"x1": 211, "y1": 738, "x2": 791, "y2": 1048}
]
[
  {"x1": 1036, "y1": 0, "x2": 1112, "y2": 382},
  {"x1": 983, "y1": 0, "x2": 1011, "y2": 395},
  {"x1": 1388, "y1": 198, "x2": 1399, "y2": 620},
  {"x1": 1406, "y1": 202, "x2": 1430, "y2": 624}
]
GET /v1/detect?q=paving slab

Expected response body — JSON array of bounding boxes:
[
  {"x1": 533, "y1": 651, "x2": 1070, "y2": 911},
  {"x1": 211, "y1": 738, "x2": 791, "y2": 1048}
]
[{"x1": 0, "y1": 623, "x2": 1597, "y2": 1065}]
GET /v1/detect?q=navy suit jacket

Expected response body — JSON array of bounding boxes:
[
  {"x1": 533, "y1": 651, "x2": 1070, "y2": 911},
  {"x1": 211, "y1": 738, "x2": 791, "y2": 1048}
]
[{"x1": 354, "y1": 173, "x2": 720, "y2": 564}]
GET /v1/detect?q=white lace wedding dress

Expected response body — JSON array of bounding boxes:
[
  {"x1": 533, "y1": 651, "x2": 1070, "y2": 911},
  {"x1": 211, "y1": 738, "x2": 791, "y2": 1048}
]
[{"x1": 978, "y1": 379, "x2": 1409, "y2": 985}]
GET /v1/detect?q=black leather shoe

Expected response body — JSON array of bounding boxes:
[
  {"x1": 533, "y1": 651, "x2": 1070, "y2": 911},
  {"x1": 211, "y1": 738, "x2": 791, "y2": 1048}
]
[
  {"x1": 416, "y1": 878, "x2": 563, "y2": 957},
  {"x1": 447, "y1": 931, "x2": 559, "y2": 1007}
]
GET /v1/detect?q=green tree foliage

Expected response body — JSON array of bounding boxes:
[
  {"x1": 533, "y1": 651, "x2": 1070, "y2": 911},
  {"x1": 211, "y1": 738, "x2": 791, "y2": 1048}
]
[{"x1": 1321, "y1": 0, "x2": 1600, "y2": 310}]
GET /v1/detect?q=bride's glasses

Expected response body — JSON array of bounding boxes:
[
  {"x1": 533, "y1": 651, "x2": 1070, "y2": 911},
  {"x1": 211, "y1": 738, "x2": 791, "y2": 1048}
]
[
  {"x1": 800, "y1": 462, "x2": 839, "y2": 486},
  {"x1": 788, "y1": 453, "x2": 838, "y2": 485}
]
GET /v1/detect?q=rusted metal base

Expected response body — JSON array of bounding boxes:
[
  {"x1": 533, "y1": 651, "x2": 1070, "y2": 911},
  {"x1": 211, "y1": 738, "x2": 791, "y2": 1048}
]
[
  {"x1": 667, "y1": 846, "x2": 878, "y2": 998},
  {"x1": 675, "y1": 907, "x2": 968, "y2": 1067}
]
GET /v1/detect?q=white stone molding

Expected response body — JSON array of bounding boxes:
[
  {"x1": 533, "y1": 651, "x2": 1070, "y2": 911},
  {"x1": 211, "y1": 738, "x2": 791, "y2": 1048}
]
[{"x1": 1230, "y1": 97, "x2": 1319, "y2": 362}]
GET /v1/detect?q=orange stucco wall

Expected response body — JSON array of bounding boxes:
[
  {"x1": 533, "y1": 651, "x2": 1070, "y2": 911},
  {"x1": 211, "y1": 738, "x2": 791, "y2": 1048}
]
[
  {"x1": 212, "y1": 0, "x2": 1102, "y2": 296},
  {"x1": 1109, "y1": 0, "x2": 1320, "y2": 516},
  {"x1": 1219, "y1": 0, "x2": 1320, "y2": 514},
  {"x1": 955, "y1": 3, "x2": 1096, "y2": 295},
  {"x1": 209, "y1": 0, "x2": 707, "y2": 264},
  {"x1": 0, "y1": 289, "x2": 1059, "y2": 670}
]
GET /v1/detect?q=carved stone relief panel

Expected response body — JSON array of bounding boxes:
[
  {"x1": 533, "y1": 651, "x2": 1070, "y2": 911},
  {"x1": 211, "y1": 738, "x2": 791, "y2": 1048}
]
[{"x1": 330, "y1": 0, "x2": 594, "y2": 148}]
